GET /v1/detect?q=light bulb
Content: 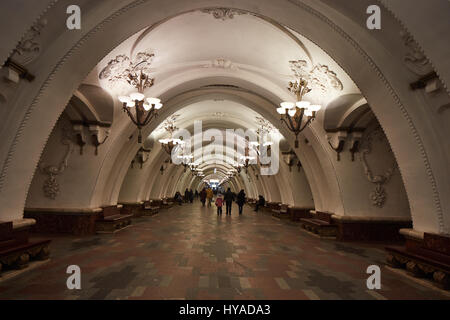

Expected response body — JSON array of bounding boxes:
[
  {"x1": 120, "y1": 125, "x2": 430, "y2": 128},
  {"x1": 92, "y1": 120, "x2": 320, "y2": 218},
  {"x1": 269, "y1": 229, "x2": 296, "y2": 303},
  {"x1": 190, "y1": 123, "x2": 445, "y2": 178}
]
[
  {"x1": 276, "y1": 107, "x2": 285, "y2": 115},
  {"x1": 296, "y1": 101, "x2": 310, "y2": 109},
  {"x1": 118, "y1": 96, "x2": 130, "y2": 103},
  {"x1": 147, "y1": 97, "x2": 161, "y2": 105},
  {"x1": 126, "y1": 101, "x2": 135, "y2": 108},
  {"x1": 154, "y1": 103, "x2": 163, "y2": 110},
  {"x1": 143, "y1": 103, "x2": 151, "y2": 111},
  {"x1": 288, "y1": 109, "x2": 297, "y2": 117},
  {"x1": 280, "y1": 101, "x2": 295, "y2": 109},
  {"x1": 305, "y1": 109, "x2": 313, "y2": 117},
  {"x1": 309, "y1": 104, "x2": 321, "y2": 112},
  {"x1": 130, "y1": 92, "x2": 145, "y2": 101}
]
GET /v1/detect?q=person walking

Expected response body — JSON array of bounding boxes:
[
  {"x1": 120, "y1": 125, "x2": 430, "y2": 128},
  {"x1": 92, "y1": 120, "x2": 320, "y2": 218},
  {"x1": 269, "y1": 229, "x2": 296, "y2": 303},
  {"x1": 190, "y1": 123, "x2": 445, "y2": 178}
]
[
  {"x1": 184, "y1": 188, "x2": 189, "y2": 203},
  {"x1": 189, "y1": 189, "x2": 194, "y2": 203},
  {"x1": 224, "y1": 187, "x2": 234, "y2": 215},
  {"x1": 200, "y1": 188, "x2": 207, "y2": 207},
  {"x1": 236, "y1": 189, "x2": 246, "y2": 215},
  {"x1": 254, "y1": 195, "x2": 266, "y2": 212},
  {"x1": 215, "y1": 194, "x2": 224, "y2": 215},
  {"x1": 206, "y1": 187, "x2": 214, "y2": 207}
]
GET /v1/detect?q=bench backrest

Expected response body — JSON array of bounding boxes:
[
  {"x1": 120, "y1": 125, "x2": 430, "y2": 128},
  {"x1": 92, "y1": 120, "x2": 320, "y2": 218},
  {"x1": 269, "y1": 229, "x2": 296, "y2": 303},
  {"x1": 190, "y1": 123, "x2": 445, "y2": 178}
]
[
  {"x1": 102, "y1": 206, "x2": 120, "y2": 218},
  {"x1": 316, "y1": 211, "x2": 333, "y2": 223}
]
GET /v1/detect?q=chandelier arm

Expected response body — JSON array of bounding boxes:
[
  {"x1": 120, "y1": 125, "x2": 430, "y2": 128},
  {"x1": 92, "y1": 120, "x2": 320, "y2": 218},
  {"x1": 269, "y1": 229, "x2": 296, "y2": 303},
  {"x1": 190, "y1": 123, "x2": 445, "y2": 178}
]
[
  {"x1": 298, "y1": 117, "x2": 313, "y2": 132},
  {"x1": 123, "y1": 107, "x2": 140, "y2": 126},
  {"x1": 281, "y1": 117, "x2": 295, "y2": 132},
  {"x1": 141, "y1": 108, "x2": 157, "y2": 126}
]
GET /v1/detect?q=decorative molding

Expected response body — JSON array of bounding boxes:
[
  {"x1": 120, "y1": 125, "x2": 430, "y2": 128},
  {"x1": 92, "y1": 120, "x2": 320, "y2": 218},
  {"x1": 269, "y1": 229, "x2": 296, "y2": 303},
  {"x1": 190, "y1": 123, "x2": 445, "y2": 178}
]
[
  {"x1": 326, "y1": 130, "x2": 363, "y2": 161},
  {"x1": 89, "y1": 125, "x2": 110, "y2": 155},
  {"x1": 131, "y1": 147, "x2": 151, "y2": 169},
  {"x1": 11, "y1": 18, "x2": 47, "y2": 66},
  {"x1": 38, "y1": 127, "x2": 73, "y2": 199},
  {"x1": 200, "y1": 8, "x2": 247, "y2": 20},
  {"x1": 289, "y1": 60, "x2": 343, "y2": 92},
  {"x1": 359, "y1": 127, "x2": 396, "y2": 208},
  {"x1": 202, "y1": 58, "x2": 238, "y2": 70},
  {"x1": 72, "y1": 122, "x2": 110, "y2": 155},
  {"x1": 98, "y1": 51, "x2": 154, "y2": 89},
  {"x1": 400, "y1": 30, "x2": 433, "y2": 76}
]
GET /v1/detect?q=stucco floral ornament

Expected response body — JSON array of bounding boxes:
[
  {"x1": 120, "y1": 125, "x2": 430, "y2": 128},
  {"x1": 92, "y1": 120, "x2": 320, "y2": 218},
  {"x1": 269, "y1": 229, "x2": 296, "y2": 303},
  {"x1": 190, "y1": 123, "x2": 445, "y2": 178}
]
[
  {"x1": 39, "y1": 128, "x2": 73, "y2": 199},
  {"x1": 289, "y1": 60, "x2": 344, "y2": 93},
  {"x1": 99, "y1": 51, "x2": 155, "y2": 90},
  {"x1": 359, "y1": 127, "x2": 396, "y2": 208}
]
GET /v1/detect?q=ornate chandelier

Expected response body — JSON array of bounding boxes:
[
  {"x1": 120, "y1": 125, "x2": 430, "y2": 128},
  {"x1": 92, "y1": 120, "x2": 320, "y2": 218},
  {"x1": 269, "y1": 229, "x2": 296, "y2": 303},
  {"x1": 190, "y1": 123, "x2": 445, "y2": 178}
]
[
  {"x1": 158, "y1": 121, "x2": 184, "y2": 161},
  {"x1": 277, "y1": 78, "x2": 321, "y2": 148},
  {"x1": 178, "y1": 154, "x2": 193, "y2": 172},
  {"x1": 118, "y1": 71, "x2": 163, "y2": 143}
]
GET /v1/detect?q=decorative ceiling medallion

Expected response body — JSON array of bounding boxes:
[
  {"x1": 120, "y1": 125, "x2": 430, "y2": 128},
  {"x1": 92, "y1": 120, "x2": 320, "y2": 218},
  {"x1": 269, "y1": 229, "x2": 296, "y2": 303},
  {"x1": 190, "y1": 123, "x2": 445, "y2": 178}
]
[
  {"x1": 200, "y1": 8, "x2": 247, "y2": 21},
  {"x1": 212, "y1": 112, "x2": 225, "y2": 117},
  {"x1": 289, "y1": 60, "x2": 343, "y2": 92},
  {"x1": 400, "y1": 31, "x2": 433, "y2": 76},
  {"x1": 99, "y1": 51, "x2": 154, "y2": 89}
]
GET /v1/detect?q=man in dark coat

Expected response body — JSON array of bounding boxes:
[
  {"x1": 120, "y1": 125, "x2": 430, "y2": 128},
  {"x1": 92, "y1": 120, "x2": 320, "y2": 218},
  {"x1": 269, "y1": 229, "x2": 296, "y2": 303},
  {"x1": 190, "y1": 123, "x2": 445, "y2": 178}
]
[
  {"x1": 199, "y1": 188, "x2": 207, "y2": 207},
  {"x1": 236, "y1": 189, "x2": 246, "y2": 215},
  {"x1": 224, "y1": 188, "x2": 235, "y2": 215},
  {"x1": 254, "y1": 195, "x2": 266, "y2": 212}
]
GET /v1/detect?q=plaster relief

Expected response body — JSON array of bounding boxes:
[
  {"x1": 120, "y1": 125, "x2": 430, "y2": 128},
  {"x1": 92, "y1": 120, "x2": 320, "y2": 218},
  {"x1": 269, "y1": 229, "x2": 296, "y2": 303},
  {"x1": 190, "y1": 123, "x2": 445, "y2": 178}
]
[
  {"x1": 359, "y1": 127, "x2": 396, "y2": 208},
  {"x1": 200, "y1": 8, "x2": 247, "y2": 20},
  {"x1": 289, "y1": 60, "x2": 343, "y2": 92},
  {"x1": 11, "y1": 18, "x2": 47, "y2": 65},
  {"x1": 99, "y1": 51, "x2": 155, "y2": 89},
  {"x1": 203, "y1": 58, "x2": 238, "y2": 70},
  {"x1": 38, "y1": 127, "x2": 73, "y2": 200},
  {"x1": 400, "y1": 30, "x2": 433, "y2": 76}
]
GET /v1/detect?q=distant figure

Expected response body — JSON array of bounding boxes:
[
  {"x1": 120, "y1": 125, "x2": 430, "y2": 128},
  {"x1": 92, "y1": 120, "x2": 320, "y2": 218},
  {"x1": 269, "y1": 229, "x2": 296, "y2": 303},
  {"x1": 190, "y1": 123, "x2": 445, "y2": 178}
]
[
  {"x1": 189, "y1": 189, "x2": 194, "y2": 203},
  {"x1": 184, "y1": 188, "x2": 189, "y2": 203},
  {"x1": 174, "y1": 191, "x2": 183, "y2": 205},
  {"x1": 206, "y1": 187, "x2": 214, "y2": 207},
  {"x1": 224, "y1": 188, "x2": 235, "y2": 215},
  {"x1": 200, "y1": 188, "x2": 207, "y2": 207},
  {"x1": 236, "y1": 189, "x2": 246, "y2": 215},
  {"x1": 215, "y1": 194, "x2": 224, "y2": 215},
  {"x1": 254, "y1": 195, "x2": 266, "y2": 212},
  {"x1": 195, "y1": 189, "x2": 199, "y2": 199}
]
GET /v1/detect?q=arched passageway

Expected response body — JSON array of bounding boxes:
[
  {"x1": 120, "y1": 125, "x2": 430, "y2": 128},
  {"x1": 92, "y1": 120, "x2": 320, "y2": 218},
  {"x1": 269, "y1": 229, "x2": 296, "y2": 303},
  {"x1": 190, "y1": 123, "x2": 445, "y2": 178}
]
[{"x1": 0, "y1": 0, "x2": 449, "y2": 299}]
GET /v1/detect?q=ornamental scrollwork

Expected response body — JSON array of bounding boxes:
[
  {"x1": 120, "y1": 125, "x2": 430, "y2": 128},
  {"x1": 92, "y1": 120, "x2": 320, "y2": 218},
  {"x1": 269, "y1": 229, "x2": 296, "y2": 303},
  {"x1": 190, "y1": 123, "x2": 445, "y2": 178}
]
[
  {"x1": 38, "y1": 127, "x2": 73, "y2": 199},
  {"x1": 359, "y1": 127, "x2": 396, "y2": 208},
  {"x1": 200, "y1": 8, "x2": 247, "y2": 20},
  {"x1": 98, "y1": 51, "x2": 155, "y2": 89},
  {"x1": 289, "y1": 60, "x2": 343, "y2": 92}
]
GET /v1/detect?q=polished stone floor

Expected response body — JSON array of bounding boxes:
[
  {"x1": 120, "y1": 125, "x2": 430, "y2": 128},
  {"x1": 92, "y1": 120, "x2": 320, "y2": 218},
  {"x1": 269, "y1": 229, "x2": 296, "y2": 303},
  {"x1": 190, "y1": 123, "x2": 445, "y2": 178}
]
[{"x1": 0, "y1": 202, "x2": 448, "y2": 300}]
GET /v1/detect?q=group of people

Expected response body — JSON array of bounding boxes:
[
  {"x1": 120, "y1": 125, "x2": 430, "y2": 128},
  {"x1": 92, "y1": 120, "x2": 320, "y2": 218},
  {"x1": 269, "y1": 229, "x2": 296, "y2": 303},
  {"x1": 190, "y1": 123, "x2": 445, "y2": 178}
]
[
  {"x1": 213, "y1": 188, "x2": 246, "y2": 216},
  {"x1": 173, "y1": 188, "x2": 195, "y2": 205},
  {"x1": 177, "y1": 186, "x2": 250, "y2": 216}
]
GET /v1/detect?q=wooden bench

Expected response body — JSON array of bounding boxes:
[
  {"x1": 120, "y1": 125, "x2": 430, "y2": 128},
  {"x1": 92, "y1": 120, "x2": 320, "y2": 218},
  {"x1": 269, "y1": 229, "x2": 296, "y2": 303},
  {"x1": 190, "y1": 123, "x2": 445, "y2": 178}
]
[
  {"x1": 386, "y1": 232, "x2": 450, "y2": 289},
  {"x1": 120, "y1": 202, "x2": 145, "y2": 218},
  {"x1": 143, "y1": 200, "x2": 160, "y2": 216},
  {"x1": 0, "y1": 220, "x2": 50, "y2": 274},
  {"x1": 161, "y1": 198, "x2": 174, "y2": 209},
  {"x1": 96, "y1": 205, "x2": 132, "y2": 233},
  {"x1": 272, "y1": 204, "x2": 289, "y2": 219},
  {"x1": 288, "y1": 207, "x2": 313, "y2": 222},
  {"x1": 300, "y1": 211, "x2": 337, "y2": 237}
]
